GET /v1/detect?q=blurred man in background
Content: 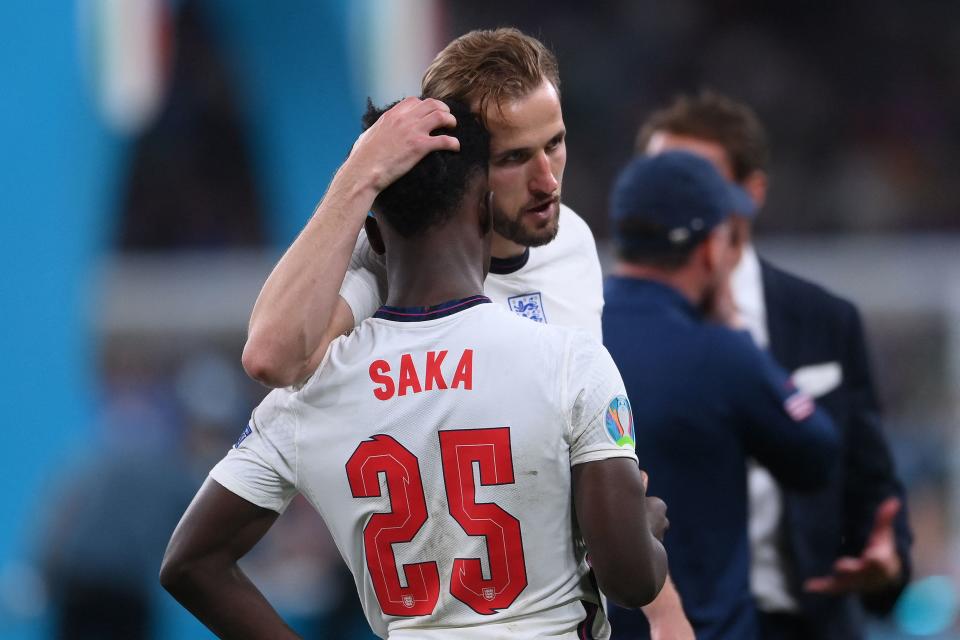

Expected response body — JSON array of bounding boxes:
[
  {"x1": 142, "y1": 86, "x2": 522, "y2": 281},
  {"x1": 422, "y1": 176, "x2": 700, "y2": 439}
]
[
  {"x1": 638, "y1": 91, "x2": 913, "y2": 639},
  {"x1": 603, "y1": 150, "x2": 840, "y2": 639},
  {"x1": 240, "y1": 26, "x2": 692, "y2": 637}
]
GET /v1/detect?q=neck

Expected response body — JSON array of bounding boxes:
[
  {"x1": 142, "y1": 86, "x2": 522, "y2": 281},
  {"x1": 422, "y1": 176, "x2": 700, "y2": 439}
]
[
  {"x1": 490, "y1": 232, "x2": 527, "y2": 260},
  {"x1": 384, "y1": 222, "x2": 487, "y2": 308},
  {"x1": 613, "y1": 261, "x2": 703, "y2": 307}
]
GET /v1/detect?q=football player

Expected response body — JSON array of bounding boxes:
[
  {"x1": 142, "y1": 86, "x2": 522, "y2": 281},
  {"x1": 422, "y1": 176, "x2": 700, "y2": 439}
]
[{"x1": 161, "y1": 100, "x2": 668, "y2": 639}]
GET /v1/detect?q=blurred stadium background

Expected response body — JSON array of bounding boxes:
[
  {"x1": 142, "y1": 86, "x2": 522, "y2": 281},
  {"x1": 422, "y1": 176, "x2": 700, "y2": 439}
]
[{"x1": 1, "y1": 0, "x2": 958, "y2": 638}]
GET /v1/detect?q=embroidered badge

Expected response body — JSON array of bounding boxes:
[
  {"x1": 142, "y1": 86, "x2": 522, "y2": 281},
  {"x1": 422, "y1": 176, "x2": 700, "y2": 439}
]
[
  {"x1": 605, "y1": 395, "x2": 635, "y2": 448},
  {"x1": 507, "y1": 292, "x2": 547, "y2": 323},
  {"x1": 233, "y1": 425, "x2": 252, "y2": 448},
  {"x1": 784, "y1": 391, "x2": 814, "y2": 422}
]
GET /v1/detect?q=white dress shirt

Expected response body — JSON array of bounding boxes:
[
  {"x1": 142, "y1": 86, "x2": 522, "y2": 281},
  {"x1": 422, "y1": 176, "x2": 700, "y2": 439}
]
[{"x1": 732, "y1": 245, "x2": 800, "y2": 613}]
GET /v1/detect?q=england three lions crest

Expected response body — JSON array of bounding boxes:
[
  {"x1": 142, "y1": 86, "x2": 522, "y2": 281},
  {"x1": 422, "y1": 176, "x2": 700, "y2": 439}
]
[{"x1": 508, "y1": 292, "x2": 547, "y2": 323}]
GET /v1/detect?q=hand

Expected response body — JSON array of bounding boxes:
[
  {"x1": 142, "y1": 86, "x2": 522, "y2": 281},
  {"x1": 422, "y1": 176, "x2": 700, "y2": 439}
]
[
  {"x1": 803, "y1": 497, "x2": 903, "y2": 595},
  {"x1": 640, "y1": 472, "x2": 670, "y2": 542},
  {"x1": 346, "y1": 97, "x2": 460, "y2": 193},
  {"x1": 704, "y1": 277, "x2": 743, "y2": 329}
]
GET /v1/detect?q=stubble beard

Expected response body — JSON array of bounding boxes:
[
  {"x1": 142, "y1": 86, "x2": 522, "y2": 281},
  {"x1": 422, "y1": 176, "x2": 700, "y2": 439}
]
[{"x1": 492, "y1": 202, "x2": 561, "y2": 248}]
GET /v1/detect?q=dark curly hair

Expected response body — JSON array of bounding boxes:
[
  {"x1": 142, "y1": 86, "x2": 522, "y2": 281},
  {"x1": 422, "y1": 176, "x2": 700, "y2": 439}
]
[{"x1": 363, "y1": 99, "x2": 490, "y2": 238}]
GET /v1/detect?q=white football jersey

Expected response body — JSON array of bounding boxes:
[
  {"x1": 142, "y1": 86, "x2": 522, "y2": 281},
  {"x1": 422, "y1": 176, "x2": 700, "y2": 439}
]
[
  {"x1": 211, "y1": 299, "x2": 637, "y2": 639},
  {"x1": 340, "y1": 204, "x2": 604, "y2": 338}
]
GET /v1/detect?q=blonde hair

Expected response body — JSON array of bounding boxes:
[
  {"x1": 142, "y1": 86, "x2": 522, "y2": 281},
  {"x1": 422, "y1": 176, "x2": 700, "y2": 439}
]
[{"x1": 421, "y1": 28, "x2": 560, "y2": 120}]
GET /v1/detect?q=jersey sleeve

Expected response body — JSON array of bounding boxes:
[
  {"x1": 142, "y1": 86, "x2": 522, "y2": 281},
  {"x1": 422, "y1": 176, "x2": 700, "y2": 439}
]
[
  {"x1": 209, "y1": 388, "x2": 300, "y2": 513},
  {"x1": 565, "y1": 331, "x2": 639, "y2": 466},
  {"x1": 339, "y1": 229, "x2": 388, "y2": 326}
]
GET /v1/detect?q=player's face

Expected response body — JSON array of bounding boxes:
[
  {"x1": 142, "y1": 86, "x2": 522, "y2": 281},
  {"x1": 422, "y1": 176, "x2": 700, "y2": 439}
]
[
  {"x1": 645, "y1": 132, "x2": 735, "y2": 180},
  {"x1": 481, "y1": 80, "x2": 566, "y2": 250}
]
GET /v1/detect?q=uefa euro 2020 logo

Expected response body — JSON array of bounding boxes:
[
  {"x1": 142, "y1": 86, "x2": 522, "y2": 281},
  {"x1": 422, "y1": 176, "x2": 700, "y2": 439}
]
[{"x1": 605, "y1": 395, "x2": 635, "y2": 448}]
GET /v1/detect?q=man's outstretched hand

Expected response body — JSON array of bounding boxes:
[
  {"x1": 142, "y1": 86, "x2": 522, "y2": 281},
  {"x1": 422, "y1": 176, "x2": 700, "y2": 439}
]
[{"x1": 803, "y1": 497, "x2": 903, "y2": 595}]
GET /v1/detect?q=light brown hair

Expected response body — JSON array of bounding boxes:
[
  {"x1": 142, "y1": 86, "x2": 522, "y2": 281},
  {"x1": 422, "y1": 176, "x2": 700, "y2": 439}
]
[
  {"x1": 636, "y1": 90, "x2": 769, "y2": 182},
  {"x1": 421, "y1": 28, "x2": 560, "y2": 121}
]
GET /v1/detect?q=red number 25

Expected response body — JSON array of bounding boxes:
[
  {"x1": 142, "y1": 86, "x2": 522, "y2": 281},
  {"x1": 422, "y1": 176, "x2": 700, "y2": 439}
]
[{"x1": 345, "y1": 427, "x2": 527, "y2": 617}]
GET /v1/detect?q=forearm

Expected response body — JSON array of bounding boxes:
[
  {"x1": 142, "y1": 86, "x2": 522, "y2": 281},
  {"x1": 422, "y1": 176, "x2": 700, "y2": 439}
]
[
  {"x1": 574, "y1": 460, "x2": 668, "y2": 608},
  {"x1": 642, "y1": 575, "x2": 693, "y2": 637},
  {"x1": 243, "y1": 168, "x2": 375, "y2": 387},
  {"x1": 163, "y1": 561, "x2": 300, "y2": 639}
]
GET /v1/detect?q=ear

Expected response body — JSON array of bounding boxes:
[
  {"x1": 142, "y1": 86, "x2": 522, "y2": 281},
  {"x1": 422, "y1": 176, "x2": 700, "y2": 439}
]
[
  {"x1": 743, "y1": 170, "x2": 768, "y2": 208},
  {"x1": 364, "y1": 215, "x2": 386, "y2": 255},
  {"x1": 479, "y1": 190, "x2": 494, "y2": 236}
]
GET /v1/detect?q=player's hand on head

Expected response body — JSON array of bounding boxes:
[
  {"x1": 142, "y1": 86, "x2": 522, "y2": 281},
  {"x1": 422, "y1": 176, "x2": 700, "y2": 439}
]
[{"x1": 349, "y1": 97, "x2": 461, "y2": 193}]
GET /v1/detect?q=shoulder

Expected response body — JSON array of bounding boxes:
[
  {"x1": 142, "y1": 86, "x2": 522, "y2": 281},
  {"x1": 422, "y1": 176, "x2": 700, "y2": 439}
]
[
  {"x1": 700, "y1": 323, "x2": 770, "y2": 373},
  {"x1": 761, "y1": 258, "x2": 859, "y2": 322},
  {"x1": 527, "y1": 203, "x2": 598, "y2": 261},
  {"x1": 558, "y1": 203, "x2": 599, "y2": 248}
]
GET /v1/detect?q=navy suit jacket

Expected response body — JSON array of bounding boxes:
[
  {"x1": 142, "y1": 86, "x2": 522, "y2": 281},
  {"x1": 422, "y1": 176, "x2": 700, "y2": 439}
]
[{"x1": 760, "y1": 258, "x2": 913, "y2": 639}]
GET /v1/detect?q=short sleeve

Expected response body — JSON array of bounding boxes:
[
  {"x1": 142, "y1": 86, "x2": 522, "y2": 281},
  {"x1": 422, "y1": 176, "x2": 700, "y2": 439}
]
[
  {"x1": 565, "y1": 332, "x2": 639, "y2": 467},
  {"x1": 209, "y1": 388, "x2": 300, "y2": 513},
  {"x1": 339, "y1": 230, "x2": 388, "y2": 326}
]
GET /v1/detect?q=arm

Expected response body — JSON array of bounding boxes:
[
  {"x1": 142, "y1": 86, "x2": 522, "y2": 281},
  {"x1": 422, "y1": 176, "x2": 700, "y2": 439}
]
[
  {"x1": 805, "y1": 304, "x2": 911, "y2": 611},
  {"x1": 573, "y1": 458, "x2": 668, "y2": 608},
  {"x1": 159, "y1": 478, "x2": 298, "y2": 639},
  {"x1": 642, "y1": 576, "x2": 695, "y2": 640},
  {"x1": 723, "y1": 333, "x2": 840, "y2": 490},
  {"x1": 242, "y1": 98, "x2": 460, "y2": 388},
  {"x1": 636, "y1": 472, "x2": 695, "y2": 639}
]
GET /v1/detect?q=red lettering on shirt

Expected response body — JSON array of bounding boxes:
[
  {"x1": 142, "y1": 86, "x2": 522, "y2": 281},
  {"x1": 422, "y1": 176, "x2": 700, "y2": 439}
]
[
  {"x1": 450, "y1": 349, "x2": 473, "y2": 390},
  {"x1": 425, "y1": 350, "x2": 449, "y2": 391},
  {"x1": 370, "y1": 349, "x2": 474, "y2": 400},
  {"x1": 398, "y1": 353, "x2": 423, "y2": 396},
  {"x1": 369, "y1": 360, "x2": 394, "y2": 400}
]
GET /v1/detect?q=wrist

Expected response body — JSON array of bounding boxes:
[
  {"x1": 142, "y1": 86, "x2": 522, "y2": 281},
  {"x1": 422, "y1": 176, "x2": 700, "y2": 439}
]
[{"x1": 323, "y1": 165, "x2": 381, "y2": 220}]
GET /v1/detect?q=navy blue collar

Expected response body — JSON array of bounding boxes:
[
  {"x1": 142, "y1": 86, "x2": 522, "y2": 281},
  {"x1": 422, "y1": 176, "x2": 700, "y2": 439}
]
[
  {"x1": 373, "y1": 295, "x2": 491, "y2": 322},
  {"x1": 489, "y1": 248, "x2": 530, "y2": 275}
]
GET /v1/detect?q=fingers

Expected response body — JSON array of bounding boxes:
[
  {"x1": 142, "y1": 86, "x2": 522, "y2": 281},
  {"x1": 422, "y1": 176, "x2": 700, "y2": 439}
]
[
  {"x1": 803, "y1": 576, "x2": 842, "y2": 594},
  {"x1": 417, "y1": 103, "x2": 460, "y2": 152},
  {"x1": 644, "y1": 494, "x2": 669, "y2": 541},
  {"x1": 871, "y1": 497, "x2": 902, "y2": 535},
  {"x1": 350, "y1": 96, "x2": 462, "y2": 191},
  {"x1": 804, "y1": 569, "x2": 858, "y2": 594},
  {"x1": 803, "y1": 555, "x2": 873, "y2": 594},
  {"x1": 833, "y1": 556, "x2": 866, "y2": 574},
  {"x1": 383, "y1": 98, "x2": 460, "y2": 152},
  {"x1": 640, "y1": 469, "x2": 649, "y2": 490}
]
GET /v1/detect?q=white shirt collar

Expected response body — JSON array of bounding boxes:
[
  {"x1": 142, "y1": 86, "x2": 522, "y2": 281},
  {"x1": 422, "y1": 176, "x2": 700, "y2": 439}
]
[{"x1": 731, "y1": 244, "x2": 769, "y2": 348}]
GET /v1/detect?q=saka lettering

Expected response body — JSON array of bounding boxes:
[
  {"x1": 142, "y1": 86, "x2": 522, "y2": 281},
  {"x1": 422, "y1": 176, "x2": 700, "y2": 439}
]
[{"x1": 369, "y1": 349, "x2": 473, "y2": 400}]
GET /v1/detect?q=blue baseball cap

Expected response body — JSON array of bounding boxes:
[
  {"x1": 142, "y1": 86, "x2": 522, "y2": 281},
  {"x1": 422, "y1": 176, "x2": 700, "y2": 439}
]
[{"x1": 610, "y1": 150, "x2": 756, "y2": 251}]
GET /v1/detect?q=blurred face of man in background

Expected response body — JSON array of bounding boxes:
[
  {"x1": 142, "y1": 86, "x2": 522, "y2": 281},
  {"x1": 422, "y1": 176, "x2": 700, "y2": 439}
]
[
  {"x1": 479, "y1": 79, "x2": 566, "y2": 249},
  {"x1": 645, "y1": 131, "x2": 760, "y2": 268},
  {"x1": 698, "y1": 218, "x2": 743, "y2": 315},
  {"x1": 646, "y1": 131, "x2": 735, "y2": 181}
]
